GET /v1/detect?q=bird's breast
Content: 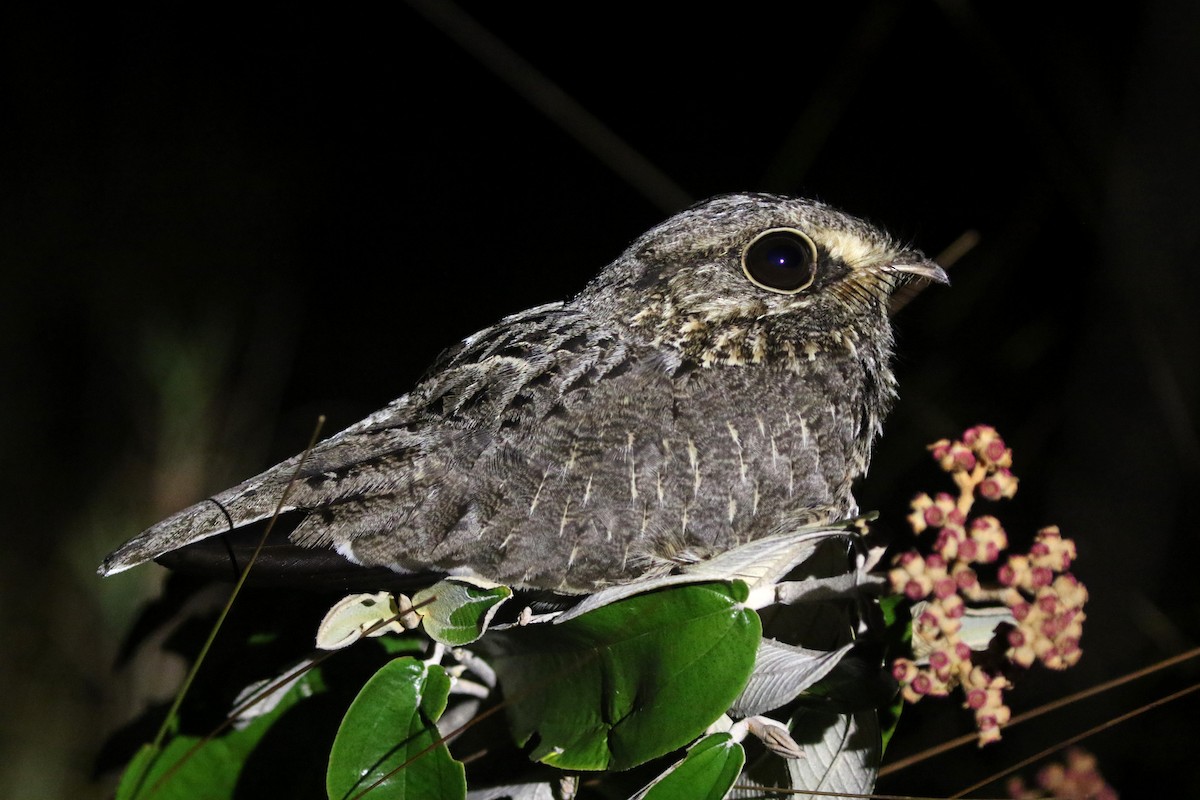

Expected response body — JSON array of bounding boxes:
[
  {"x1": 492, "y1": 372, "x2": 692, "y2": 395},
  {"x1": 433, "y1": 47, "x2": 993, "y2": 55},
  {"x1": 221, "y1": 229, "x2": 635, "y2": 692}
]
[{"x1": 449, "y1": 356, "x2": 870, "y2": 592}]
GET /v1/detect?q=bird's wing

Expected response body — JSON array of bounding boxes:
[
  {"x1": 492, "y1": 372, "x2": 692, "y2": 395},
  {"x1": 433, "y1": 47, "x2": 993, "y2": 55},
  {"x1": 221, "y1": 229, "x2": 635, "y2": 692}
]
[{"x1": 98, "y1": 302, "x2": 632, "y2": 577}]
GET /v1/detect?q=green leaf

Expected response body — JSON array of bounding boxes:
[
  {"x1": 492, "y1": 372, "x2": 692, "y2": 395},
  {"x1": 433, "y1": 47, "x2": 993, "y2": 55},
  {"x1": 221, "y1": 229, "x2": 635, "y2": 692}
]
[
  {"x1": 486, "y1": 581, "x2": 761, "y2": 771},
  {"x1": 633, "y1": 733, "x2": 745, "y2": 800},
  {"x1": 115, "y1": 666, "x2": 328, "y2": 800},
  {"x1": 326, "y1": 657, "x2": 466, "y2": 800},
  {"x1": 877, "y1": 593, "x2": 910, "y2": 753},
  {"x1": 878, "y1": 690, "x2": 905, "y2": 754},
  {"x1": 413, "y1": 578, "x2": 513, "y2": 646},
  {"x1": 877, "y1": 593, "x2": 905, "y2": 631}
]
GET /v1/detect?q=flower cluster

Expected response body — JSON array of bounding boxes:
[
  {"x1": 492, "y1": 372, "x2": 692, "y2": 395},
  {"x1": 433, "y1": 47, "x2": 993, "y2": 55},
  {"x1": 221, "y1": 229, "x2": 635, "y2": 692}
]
[
  {"x1": 999, "y1": 526, "x2": 1086, "y2": 671},
  {"x1": 888, "y1": 426, "x2": 1088, "y2": 745},
  {"x1": 1006, "y1": 748, "x2": 1118, "y2": 800}
]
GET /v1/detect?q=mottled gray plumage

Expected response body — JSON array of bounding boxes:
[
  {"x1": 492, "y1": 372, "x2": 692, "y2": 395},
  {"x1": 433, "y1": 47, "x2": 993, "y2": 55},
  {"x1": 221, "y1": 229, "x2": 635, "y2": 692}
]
[{"x1": 100, "y1": 194, "x2": 945, "y2": 593}]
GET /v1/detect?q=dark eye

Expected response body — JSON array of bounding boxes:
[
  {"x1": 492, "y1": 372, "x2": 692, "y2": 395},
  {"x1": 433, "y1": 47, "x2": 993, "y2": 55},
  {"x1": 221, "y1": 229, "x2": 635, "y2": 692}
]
[{"x1": 741, "y1": 228, "x2": 818, "y2": 294}]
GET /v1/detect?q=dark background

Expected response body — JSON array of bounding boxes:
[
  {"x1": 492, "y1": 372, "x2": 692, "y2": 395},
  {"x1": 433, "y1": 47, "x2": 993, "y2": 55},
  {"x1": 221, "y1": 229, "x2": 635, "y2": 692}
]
[{"x1": 3, "y1": 2, "x2": 1198, "y2": 797}]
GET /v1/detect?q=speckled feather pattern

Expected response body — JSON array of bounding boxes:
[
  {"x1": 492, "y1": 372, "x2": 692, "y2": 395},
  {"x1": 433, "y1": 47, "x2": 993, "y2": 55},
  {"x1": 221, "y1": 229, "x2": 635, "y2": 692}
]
[{"x1": 101, "y1": 193, "x2": 942, "y2": 593}]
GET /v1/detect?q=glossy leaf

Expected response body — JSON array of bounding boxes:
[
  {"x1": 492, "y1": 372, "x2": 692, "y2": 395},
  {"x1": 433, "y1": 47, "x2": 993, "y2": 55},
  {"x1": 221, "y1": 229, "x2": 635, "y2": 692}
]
[
  {"x1": 633, "y1": 733, "x2": 745, "y2": 800},
  {"x1": 486, "y1": 581, "x2": 761, "y2": 771},
  {"x1": 413, "y1": 578, "x2": 512, "y2": 646},
  {"x1": 327, "y1": 658, "x2": 466, "y2": 800}
]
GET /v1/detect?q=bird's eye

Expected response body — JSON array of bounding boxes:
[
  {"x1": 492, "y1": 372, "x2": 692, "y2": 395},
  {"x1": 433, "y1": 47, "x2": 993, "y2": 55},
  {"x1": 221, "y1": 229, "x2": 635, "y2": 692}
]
[{"x1": 741, "y1": 228, "x2": 818, "y2": 294}]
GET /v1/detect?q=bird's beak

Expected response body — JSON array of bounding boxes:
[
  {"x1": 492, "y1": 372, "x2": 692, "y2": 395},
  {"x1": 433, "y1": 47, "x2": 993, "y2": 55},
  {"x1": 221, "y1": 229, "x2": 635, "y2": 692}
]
[{"x1": 890, "y1": 258, "x2": 949, "y2": 285}]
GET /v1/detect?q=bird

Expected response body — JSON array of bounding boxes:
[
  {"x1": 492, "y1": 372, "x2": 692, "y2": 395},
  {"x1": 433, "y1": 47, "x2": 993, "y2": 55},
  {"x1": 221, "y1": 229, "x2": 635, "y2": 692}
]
[{"x1": 99, "y1": 193, "x2": 946, "y2": 595}]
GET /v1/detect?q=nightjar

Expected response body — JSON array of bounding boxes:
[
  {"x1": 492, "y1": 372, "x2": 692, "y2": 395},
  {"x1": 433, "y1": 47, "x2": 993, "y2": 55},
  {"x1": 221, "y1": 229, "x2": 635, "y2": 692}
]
[{"x1": 100, "y1": 193, "x2": 945, "y2": 594}]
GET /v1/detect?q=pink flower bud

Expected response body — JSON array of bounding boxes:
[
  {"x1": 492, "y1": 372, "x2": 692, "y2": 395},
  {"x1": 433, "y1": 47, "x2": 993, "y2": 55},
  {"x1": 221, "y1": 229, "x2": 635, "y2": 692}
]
[
  {"x1": 1037, "y1": 525, "x2": 1061, "y2": 540},
  {"x1": 934, "y1": 576, "x2": 957, "y2": 599},
  {"x1": 908, "y1": 494, "x2": 934, "y2": 533},
  {"x1": 1011, "y1": 645, "x2": 1036, "y2": 668},
  {"x1": 983, "y1": 467, "x2": 1019, "y2": 499},
  {"x1": 932, "y1": 527, "x2": 951, "y2": 548},
  {"x1": 1031, "y1": 566, "x2": 1054, "y2": 588},
  {"x1": 941, "y1": 594, "x2": 965, "y2": 618},
  {"x1": 965, "y1": 687, "x2": 988, "y2": 709},
  {"x1": 892, "y1": 659, "x2": 916, "y2": 682},
  {"x1": 965, "y1": 665, "x2": 989, "y2": 689},
  {"x1": 958, "y1": 537, "x2": 979, "y2": 561},
  {"x1": 955, "y1": 567, "x2": 979, "y2": 590},
  {"x1": 943, "y1": 442, "x2": 976, "y2": 472},
  {"x1": 970, "y1": 515, "x2": 999, "y2": 533}
]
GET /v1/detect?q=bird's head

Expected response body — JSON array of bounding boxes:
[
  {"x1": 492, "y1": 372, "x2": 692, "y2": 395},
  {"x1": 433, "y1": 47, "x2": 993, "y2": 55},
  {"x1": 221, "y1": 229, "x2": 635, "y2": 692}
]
[{"x1": 579, "y1": 193, "x2": 947, "y2": 369}]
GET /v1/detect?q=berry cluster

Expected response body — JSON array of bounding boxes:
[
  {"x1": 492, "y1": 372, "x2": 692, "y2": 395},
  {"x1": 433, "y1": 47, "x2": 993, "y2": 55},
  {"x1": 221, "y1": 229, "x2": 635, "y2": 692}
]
[{"x1": 888, "y1": 426, "x2": 1088, "y2": 745}]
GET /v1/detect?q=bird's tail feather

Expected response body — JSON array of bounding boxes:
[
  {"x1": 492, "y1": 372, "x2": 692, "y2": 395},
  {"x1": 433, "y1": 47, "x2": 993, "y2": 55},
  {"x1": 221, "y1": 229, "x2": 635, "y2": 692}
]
[{"x1": 97, "y1": 466, "x2": 299, "y2": 576}]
